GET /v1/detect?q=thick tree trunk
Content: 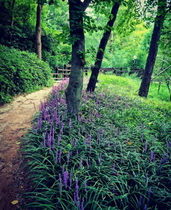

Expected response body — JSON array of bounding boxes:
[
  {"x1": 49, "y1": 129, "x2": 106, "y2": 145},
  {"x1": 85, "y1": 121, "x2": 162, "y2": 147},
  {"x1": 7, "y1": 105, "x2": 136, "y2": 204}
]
[
  {"x1": 36, "y1": 3, "x2": 42, "y2": 60},
  {"x1": 65, "y1": 0, "x2": 90, "y2": 115},
  {"x1": 86, "y1": 2, "x2": 120, "y2": 92},
  {"x1": 138, "y1": 0, "x2": 166, "y2": 98}
]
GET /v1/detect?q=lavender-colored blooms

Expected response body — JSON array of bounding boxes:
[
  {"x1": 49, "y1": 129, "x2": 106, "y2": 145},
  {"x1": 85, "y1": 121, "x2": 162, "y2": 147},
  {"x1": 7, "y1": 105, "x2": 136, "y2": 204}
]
[
  {"x1": 86, "y1": 158, "x2": 89, "y2": 169},
  {"x1": 69, "y1": 118, "x2": 72, "y2": 129},
  {"x1": 67, "y1": 151, "x2": 72, "y2": 164},
  {"x1": 76, "y1": 150, "x2": 79, "y2": 156},
  {"x1": 38, "y1": 116, "x2": 42, "y2": 130},
  {"x1": 148, "y1": 186, "x2": 152, "y2": 201},
  {"x1": 60, "y1": 122, "x2": 64, "y2": 135},
  {"x1": 138, "y1": 195, "x2": 143, "y2": 206},
  {"x1": 69, "y1": 170, "x2": 73, "y2": 187},
  {"x1": 144, "y1": 141, "x2": 148, "y2": 153},
  {"x1": 143, "y1": 204, "x2": 147, "y2": 210},
  {"x1": 59, "y1": 174, "x2": 62, "y2": 193},
  {"x1": 84, "y1": 179, "x2": 87, "y2": 192},
  {"x1": 150, "y1": 151, "x2": 155, "y2": 162},
  {"x1": 55, "y1": 149, "x2": 59, "y2": 164},
  {"x1": 58, "y1": 149, "x2": 62, "y2": 163},
  {"x1": 167, "y1": 141, "x2": 171, "y2": 148},
  {"x1": 159, "y1": 152, "x2": 169, "y2": 166},
  {"x1": 58, "y1": 135, "x2": 61, "y2": 146},
  {"x1": 98, "y1": 153, "x2": 102, "y2": 164},
  {"x1": 81, "y1": 198, "x2": 85, "y2": 210},
  {"x1": 72, "y1": 139, "x2": 77, "y2": 147},
  {"x1": 63, "y1": 170, "x2": 69, "y2": 189},
  {"x1": 74, "y1": 177, "x2": 80, "y2": 208}
]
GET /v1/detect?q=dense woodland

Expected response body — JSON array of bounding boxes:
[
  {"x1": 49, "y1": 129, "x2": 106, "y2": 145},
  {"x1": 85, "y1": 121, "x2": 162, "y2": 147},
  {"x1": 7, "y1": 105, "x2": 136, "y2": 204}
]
[{"x1": 0, "y1": 0, "x2": 171, "y2": 108}]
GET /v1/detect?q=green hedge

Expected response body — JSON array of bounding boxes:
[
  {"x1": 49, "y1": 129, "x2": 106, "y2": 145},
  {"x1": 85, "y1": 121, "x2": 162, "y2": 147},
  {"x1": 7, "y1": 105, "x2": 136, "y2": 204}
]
[{"x1": 0, "y1": 45, "x2": 54, "y2": 104}]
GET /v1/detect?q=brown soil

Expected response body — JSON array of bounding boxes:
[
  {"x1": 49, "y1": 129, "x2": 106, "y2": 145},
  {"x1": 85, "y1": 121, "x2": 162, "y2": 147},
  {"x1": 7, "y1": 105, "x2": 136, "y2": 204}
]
[{"x1": 0, "y1": 83, "x2": 59, "y2": 210}]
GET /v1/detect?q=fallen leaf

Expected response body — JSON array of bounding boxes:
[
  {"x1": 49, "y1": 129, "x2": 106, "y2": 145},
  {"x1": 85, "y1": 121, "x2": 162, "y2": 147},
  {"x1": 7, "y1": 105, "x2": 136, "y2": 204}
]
[{"x1": 11, "y1": 200, "x2": 19, "y2": 205}]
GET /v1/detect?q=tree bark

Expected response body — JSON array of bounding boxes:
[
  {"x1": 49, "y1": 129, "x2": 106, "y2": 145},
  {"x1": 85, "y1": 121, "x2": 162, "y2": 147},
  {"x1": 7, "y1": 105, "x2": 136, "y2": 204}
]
[
  {"x1": 36, "y1": 3, "x2": 43, "y2": 60},
  {"x1": 138, "y1": 0, "x2": 167, "y2": 98},
  {"x1": 9, "y1": 0, "x2": 16, "y2": 43},
  {"x1": 65, "y1": 0, "x2": 91, "y2": 115},
  {"x1": 86, "y1": 2, "x2": 120, "y2": 92}
]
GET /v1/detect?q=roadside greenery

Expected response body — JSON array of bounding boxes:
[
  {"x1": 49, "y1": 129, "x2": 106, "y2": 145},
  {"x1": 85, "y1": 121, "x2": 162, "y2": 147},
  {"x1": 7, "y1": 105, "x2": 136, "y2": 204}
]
[
  {"x1": 0, "y1": 45, "x2": 54, "y2": 105},
  {"x1": 21, "y1": 75, "x2": 171, "y2": 210}
]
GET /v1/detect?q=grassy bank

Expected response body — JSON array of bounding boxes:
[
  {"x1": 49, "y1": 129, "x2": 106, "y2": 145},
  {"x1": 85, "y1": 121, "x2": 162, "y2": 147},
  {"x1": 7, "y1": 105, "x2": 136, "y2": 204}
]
[{"x1": 21, "y1": 75, "x2": 171, "y2": 210}]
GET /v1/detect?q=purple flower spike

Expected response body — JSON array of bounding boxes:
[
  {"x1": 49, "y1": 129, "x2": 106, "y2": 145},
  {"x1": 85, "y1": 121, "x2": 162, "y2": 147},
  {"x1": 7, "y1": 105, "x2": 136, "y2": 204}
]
[
  {"x1": 55, "y1": 149, "x2": 59, "y2": 164},
  {"x1": 138, "y1": 195, "x2": 142, "y2": 206},
  {"x1": 81, "y1": 198, "x2": 85, "y2": 210},
  {"x1": 58, "y1": 149, "x2": 62, "y2": 163},
  {"x1": 143, "y1": 204, "x2": 147, "y2": 210},
  {"x1": 63, "y1": 170, "x2": 69, "y2": 189},
  {"x1": 144, "y1": 141, "x2": 148, "y2": 153},
  {"x1": 79, "y1": 157, "x2": 83, "y2": 169},
  {"x1": 84, "y1": 179, "x2": 87, "y2": 192},
  {"x1": 86, "y1": 158, "x2": 89, "y2": 169},
  {"x1": 98, "y1": 153, "x2": 102, "y2": 164},
  {"x1": 59, "y1": 174, "x2": 62, "y2": 193},
  {"x1": 69, "y1": 118, "x2": 72, "y2": 129},
  {"x1": 69, "y1": 170, "x2": 73, "y2": 187},
  {"x1": 74, "y1": 177, "x2": 80, "y2": 208},
  {"x1": 150, "y1": 151, "x2": 155, "y2": 162}
]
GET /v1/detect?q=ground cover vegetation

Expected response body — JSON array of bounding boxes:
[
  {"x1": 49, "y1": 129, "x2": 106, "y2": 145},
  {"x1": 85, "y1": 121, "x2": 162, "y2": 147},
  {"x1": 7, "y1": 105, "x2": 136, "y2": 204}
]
[
  {"x1": 21, "y1": 74, "x2": 171, "y2": 210},
  {"x1": 0, "y1": 45, "x2": 54, "y2": 104}
]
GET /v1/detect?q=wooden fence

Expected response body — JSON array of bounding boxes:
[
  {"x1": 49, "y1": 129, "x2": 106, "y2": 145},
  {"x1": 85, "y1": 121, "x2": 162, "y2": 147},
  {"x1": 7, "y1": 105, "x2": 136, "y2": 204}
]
[{"x1": 52, "y1": 66, "x2": 144, "y2": 81}]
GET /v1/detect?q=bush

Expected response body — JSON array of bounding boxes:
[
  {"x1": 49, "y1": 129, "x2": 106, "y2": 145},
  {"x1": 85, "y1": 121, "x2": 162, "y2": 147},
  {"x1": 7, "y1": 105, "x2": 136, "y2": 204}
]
[{"x1": 0, "y1": 45, "x2": 54, "y2": 104}]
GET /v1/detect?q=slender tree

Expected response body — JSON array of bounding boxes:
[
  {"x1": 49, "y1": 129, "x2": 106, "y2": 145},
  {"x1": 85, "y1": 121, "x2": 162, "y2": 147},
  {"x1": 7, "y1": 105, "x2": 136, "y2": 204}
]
[
  {"x1": 86, "y1": 1, "x2": 120, "y2": 92},
  {"x1": 138, "y1": 0, "x2": 167, "y2": 98},
  {"x1": 36, "y1": 1, "x2": 43, "y2": 59},
  {"x1": 65, "y1": 0, "x2": 91, "y2": 115}
]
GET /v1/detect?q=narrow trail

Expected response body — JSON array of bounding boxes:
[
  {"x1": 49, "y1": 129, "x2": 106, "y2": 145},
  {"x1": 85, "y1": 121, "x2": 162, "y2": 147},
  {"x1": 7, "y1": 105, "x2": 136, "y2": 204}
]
[{"x1": 0, "y1": 83, "x2": 59, "y2": 210}]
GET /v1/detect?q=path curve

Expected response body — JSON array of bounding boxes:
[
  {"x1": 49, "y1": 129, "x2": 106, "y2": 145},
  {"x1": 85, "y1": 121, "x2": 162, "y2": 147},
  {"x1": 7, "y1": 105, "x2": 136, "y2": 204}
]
[{"x1": 0, "y1": 83, "x2": 59, "y2": 210}]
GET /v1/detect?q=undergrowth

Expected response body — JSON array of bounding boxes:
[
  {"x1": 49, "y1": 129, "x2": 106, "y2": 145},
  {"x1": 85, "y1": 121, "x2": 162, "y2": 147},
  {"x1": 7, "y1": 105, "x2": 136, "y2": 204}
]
[
  {"x1": 0, "y1": 44, "x2": 54, "y2": 105},
  {"x1": 21, "y1": 76, "x2": 171, "y2": 210}
]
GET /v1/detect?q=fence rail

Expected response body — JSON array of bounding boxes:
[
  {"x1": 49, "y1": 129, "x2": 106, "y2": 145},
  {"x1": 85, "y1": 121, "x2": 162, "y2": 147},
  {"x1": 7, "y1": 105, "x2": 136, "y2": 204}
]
[{"x1": 52, "y1": 66, "x2": 144, "y2": 81}]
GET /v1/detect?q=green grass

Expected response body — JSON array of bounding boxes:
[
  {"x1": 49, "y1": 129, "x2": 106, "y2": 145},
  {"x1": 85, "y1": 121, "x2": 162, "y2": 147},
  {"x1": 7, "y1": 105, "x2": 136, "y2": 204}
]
[{"x1": 21, "y1": 76, "x2": 171, "y2": 210}]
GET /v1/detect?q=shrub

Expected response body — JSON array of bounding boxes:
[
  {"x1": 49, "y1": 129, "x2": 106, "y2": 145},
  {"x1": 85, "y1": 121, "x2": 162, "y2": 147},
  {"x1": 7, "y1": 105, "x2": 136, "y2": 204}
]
[{"x1": 0, "y1": 44, "x2": 54, "y2": 104}]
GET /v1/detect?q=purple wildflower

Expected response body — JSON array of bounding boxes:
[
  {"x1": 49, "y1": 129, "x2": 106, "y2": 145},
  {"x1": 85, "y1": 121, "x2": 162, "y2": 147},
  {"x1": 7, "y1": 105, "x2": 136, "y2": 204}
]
[
  {"x1": 72, "y1": 139, "x2": 77, "y2": 147},
  {"x1": 59, "y1": 174, "x2": 62, "y2": 193},
  {"x1": 86, "y1": 158, "x2": 89, "y2": 169},
  {"x1": 58, "y1": 149, "x2": 62, "y2": 163},
  {"x1": 84, "y1": 179, "x2": 88, "y2": 192},
  {"x1": 74, "y1": 177, "x2": 80, "y2": 208},
  {"x1": 150, "y1": 151, "x2": 155, "y2": 162},
  {"x1": 138, "y1": 195, "x2": 143, "y2": 206},
  {"x1": 55, "y1": 149, "x2": 59, "y2": 164},
  {"x1": 69, "y1": 118, "x2": 72, "y2": 129},
  {"x1": 167, "y1": 141, "x2": 171, "y2": 148},
  {"x1": 81, "y1": 198, "x2": 85, "y2": 210},
  {"x1": 58, "y1": 135, "x2": 61, "y2": 146},
  {"x1": 144, "y1": 141, "x2": 148, "y2": 153},
  {"x1": 69, "y1": 170, "x2": 73, "y2": 187},
  {"x1": 98, "y1": 153, "x2": 102, "y2": 164},
  {"x1": 63, "y1": 170, "x2": 69, "y2": 189},
  {"x1": 144, "y1": 204, "x2": 147, "y2": 210}
]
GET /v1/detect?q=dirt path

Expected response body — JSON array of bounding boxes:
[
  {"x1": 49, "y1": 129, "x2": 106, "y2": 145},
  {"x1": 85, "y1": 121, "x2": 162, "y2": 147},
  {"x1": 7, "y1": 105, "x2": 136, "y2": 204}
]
[{"x1": 0, "y1": 83, "x2": 60, "y2": 210}]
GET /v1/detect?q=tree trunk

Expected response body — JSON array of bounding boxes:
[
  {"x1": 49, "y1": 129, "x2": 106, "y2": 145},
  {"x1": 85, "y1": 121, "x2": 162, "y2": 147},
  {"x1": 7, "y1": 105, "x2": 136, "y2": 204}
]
[
  {"x1": 65, "y1": 0, "x2": 90, "y2": 115},
  {"x1": 138, "y1": 0, "x2": 167, "y2": 98},
  {"x1": 36, "y1": 3, "x2": 42, "y2": 60},
  {"x1": 9, "y1": 0, "x2": 16, "y2": 43},
  {"x1": 86, "y1": 2, "x2": 120, "y2": 92}
]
